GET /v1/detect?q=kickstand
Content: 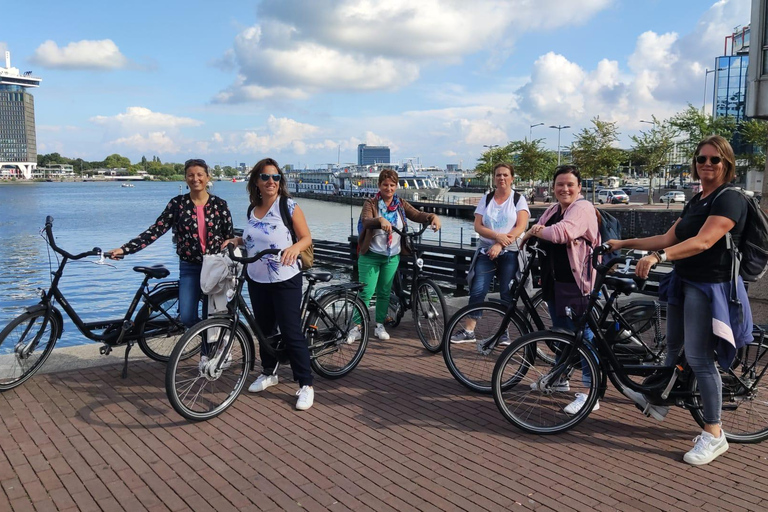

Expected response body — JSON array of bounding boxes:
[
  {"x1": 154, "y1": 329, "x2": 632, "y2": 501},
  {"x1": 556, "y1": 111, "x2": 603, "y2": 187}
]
[{"x1": 121, "y1": 340, "x2": 133, "y2": 379}]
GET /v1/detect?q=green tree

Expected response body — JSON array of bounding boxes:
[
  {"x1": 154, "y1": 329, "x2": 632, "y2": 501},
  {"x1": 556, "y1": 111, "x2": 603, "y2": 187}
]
[
  {"x1": 475, "y1": 145, "x2": 513, "y2": 187},
  {"x1": 571, "y1": 117, "x2": 623, "y2": 201},
  {"x1": 630, "y1": 117, "x2": 679, "y2": 204},
  {"x1": 506, "y1": 139, "x2": 557, "y2": 183},
  {"x1": 669, "y1": 104, "x2": 737, "y2": 159},
  {"x1": 738, "y1": 119, "x2": 768, "y2": 171},
  {"x1": 103, "y1": 153, "x2": 132, "y2": 169}
]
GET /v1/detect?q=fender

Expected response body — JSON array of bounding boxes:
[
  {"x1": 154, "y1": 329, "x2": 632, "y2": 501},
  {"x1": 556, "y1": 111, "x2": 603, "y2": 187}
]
[{"x1": 24, "y1": 304, "x2": 64, "y2": 339}]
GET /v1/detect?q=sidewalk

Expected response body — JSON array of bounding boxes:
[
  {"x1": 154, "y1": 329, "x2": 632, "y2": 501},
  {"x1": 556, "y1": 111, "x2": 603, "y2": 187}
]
[{"x1": 1, "y1": 317, "x2": 767, "y2": 512}]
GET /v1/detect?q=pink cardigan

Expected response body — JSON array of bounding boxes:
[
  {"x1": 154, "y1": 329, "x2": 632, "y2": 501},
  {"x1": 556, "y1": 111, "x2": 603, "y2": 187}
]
[{"x1": 537, "y1": 197, "x2": 600, "y2": 295}]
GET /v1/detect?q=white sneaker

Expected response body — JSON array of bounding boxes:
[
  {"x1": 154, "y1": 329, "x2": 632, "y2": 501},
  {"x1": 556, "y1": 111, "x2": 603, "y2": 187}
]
[
  {"x1": 683, "y1": 430, "x2": 729, "y2": 465},
  {"x1": 623, "y1": 388, "x2": 669, "y2": 421},
  {"x1": 296, "y1": 385, "x2": 314, "y2": 411},
  {"x1": 346, "y1": 325, "x2": 361, "y2": 344},
  {"x1": 374, "y1": 323, "x2": 390, "y2": 340},
  {"x1": 450, "y1": 328, "x2": 475, "y2": 343},
  {"x1": 248, "y1": 374, "x2": 278, "y2": 393},
  {"x1": 530, "y1": 375, "x2": 570, "y2": 392},
  {"x1": 563, "y1": 393, "x2": 599, "y2": 415},
  {"x1": 500, "y1": 330, "x2": 511, "y2": 346}
]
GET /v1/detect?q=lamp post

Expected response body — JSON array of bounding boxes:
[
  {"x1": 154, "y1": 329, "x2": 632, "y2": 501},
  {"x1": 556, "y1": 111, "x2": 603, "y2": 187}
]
[
  {"x1": 549, "y1": 125, "x2": 570, "y2": 166},
  {"x1": 483, "y1": 144, "x2": 500, "y2": 189},
  {"x1": 529, "y1": 122, "x2": 544, "y2": 142},
  {"x1": 703, "y1": 68, "x2": 725, "y2": 114}
]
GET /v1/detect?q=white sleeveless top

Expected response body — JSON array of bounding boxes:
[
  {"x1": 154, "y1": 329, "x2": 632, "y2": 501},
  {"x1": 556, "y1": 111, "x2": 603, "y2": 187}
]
[{"x1": 243, "y1": 198, "x2": 301, "y2": 283}]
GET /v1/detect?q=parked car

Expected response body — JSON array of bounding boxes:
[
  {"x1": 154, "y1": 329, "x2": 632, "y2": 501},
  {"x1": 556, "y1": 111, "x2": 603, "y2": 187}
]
[
  {"x1": 597, "y1": 188, "x2": 629, "y2": 204},
  {"x1": 659, "y1": 191, "x2": 686, "y2": 203},
  {"x1": 634, "y1": 186, "x2": 648, "y2": 193},
  {"x1": 621, "y1": 187, "x2": 633, "y2": 196}
]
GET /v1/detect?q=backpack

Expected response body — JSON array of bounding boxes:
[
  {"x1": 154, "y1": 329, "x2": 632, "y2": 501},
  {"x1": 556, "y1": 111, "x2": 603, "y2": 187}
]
[
  {"x1": 713, "y1": 187, "x2": 768, "y2": 282},
  {"x1": 247, "y1": 197, "x2": 314, "y2": 269},
  {"x1": 484, "y1": 190, "x2": 520, "y2": 209},
  {"x1": 577, "y1": 198, "x2": 622, "y2": 259}
]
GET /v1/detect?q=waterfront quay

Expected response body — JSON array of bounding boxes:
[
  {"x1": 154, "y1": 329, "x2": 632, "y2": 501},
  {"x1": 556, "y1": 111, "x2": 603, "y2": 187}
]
[{"x1": 1, "y1": 317, "x2": 766, "y2": 512}]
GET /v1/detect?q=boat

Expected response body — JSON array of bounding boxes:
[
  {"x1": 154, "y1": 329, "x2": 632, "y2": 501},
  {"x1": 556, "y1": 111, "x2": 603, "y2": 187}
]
[{"x1": 121, "y1": 183, "x2": 134, "y2": 188}]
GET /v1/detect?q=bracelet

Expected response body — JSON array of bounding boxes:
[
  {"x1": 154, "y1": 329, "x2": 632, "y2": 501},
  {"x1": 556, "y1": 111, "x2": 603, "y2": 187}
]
[{"x1": 650, "y1": 251, "x2": 663, "y2": 265}]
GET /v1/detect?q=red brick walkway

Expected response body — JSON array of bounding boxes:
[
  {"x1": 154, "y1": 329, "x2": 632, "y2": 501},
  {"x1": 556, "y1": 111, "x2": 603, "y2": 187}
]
[{"x1": 1, "y1": 319, "x2": 767, "y2": 511}]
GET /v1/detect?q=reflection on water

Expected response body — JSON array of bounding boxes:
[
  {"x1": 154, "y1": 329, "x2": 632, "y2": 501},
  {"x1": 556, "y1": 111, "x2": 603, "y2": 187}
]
[{"x1": 0, "y1": 182, "x2": 478, "y2": 349}]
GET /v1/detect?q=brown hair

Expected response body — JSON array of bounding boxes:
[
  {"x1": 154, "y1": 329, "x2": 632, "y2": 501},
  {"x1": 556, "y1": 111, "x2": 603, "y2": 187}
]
[
  {"x1": 553, "y1": 164, "x2": 581, "y2": 185},
  {"x1": 184, "y1": 158, "x2": 209, "y2": 176},
  {"x1": 378, "y1": 169, "x2": 399, "y2": 185},
  {"x1": 691, "y1": 135, "x2": 735, "y2": 183},
  {"x1": 247, "y1": 158, "x2": 290, "y2": 207},
  {"x1": 493, "y1": 162, "x2": 515, "y2": 178}
]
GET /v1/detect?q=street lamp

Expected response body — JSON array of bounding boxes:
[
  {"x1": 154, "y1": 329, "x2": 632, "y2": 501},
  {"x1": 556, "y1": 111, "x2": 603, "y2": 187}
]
[
  {"x1": 703, "y1": 68, "x2": 725, "y2": 114},
  {"x1": 549, "y1": 125, "x2": 570, "y2": 166},
  {"x1": 639, "y1": 119, "x2": 656, "y2": 129},
  {"x1": 483, "y1": 144, "x2": 500, "y2": 189},
  {"x1": 529, "y1": 123, "x2": 544, "y2": 141}
]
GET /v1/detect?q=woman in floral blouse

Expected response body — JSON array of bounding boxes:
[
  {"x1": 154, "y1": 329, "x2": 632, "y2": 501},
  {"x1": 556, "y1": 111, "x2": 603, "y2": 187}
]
[{"x1": 108, "y1": 159, "x2": 234, "y2": 328}]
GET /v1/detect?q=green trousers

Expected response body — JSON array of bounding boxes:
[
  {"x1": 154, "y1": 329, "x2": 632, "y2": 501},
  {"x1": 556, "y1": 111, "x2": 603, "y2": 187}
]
[{"x1": 357, "y1": 251, "x2": 400, "y2": 324}]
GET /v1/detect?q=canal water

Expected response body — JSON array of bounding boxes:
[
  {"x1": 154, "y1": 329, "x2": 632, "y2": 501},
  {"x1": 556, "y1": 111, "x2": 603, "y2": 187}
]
[{"x1": 0, "y1": 181, "x2": 480, "y2": 349}]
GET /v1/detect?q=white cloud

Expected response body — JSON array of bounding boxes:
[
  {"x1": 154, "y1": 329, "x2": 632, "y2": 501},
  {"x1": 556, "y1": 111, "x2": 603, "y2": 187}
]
[
  {"x1": 236, "y1": 115, "x2": 321, "y2": 154},
  {"x1": 90, "y1": 107, "x2": 203, "y2": 129},
  {"x1": 30, "y1": 39, "x2": 129, "y2": 70},
  {"x1": 215, "y1": 0, "x2": 613, "y2": 102},
  {"x1": 109, "y1": 132, "x2": 181, "y2": 154}
]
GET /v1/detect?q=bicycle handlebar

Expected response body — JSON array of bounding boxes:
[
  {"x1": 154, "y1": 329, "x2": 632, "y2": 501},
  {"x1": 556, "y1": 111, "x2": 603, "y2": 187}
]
[
  {"x1": 43, "y1": 216, "x2": 102, "y2": 260},
  {"x1": 226, "y1": 245, "x2": 281, "y2": 264},
  {"x1": 391, "y1": 224, "x2": 429, "y2": 238}
]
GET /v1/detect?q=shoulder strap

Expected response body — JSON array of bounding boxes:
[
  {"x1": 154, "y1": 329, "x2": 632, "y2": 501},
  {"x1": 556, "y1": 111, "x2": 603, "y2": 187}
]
[
  {"x1": 278, "y1": 196, "x2": 298, "y2": 243},
  {"x1": 513, "y1": 191, "x2": 520, "y2": 205},
  {"x1": 484, "y1": 192, "x2": 493, "y2": 207}
]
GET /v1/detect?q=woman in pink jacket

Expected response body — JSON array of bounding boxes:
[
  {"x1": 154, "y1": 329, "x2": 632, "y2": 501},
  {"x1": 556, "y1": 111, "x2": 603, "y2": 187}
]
[{"x1": 522, "y1": 165, "x2": 600, "y2": 415}]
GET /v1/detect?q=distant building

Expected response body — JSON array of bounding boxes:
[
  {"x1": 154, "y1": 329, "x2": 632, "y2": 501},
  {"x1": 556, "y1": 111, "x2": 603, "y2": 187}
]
[
  {"x1": 357, "y1": 144, "x2": 390, "y2": 166},
  {"x1": 0, "y1": 51, "x2": 41, "y2": 179},
  {"x1": 713, "y1": 25, "x2": 750, "y2": 123},
  {"x1": 446, "y1": 164, "x2": 459, "y2": 172}
]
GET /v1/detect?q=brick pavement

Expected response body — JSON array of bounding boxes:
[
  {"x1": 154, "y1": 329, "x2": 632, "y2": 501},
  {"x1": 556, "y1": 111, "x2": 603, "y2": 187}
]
[{"x1": 1, "y1": 317, "x2": 767, "y2": 512}]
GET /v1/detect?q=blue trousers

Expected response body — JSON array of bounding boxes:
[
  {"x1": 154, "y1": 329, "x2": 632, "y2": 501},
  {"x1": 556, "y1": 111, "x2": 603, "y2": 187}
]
[
  {"x1": 178, "y1": 261, "x2": 207, "y2": 328},
  {"x1": 468, "y1": 251, "x2": 518, "y2": 318}
]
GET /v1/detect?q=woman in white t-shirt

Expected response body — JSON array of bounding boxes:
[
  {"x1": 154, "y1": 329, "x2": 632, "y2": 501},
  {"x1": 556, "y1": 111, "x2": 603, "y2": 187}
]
[{"x1": 451, "y1": 162, "x2": 530, "y2": 342}]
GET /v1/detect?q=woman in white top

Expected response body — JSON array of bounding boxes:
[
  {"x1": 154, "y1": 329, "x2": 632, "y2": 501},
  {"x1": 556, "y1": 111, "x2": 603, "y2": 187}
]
[
  {"x1": 222, "y1": 158, "x2": 315, "y2": 411},
  {"x1": 451, "y1": 162, "x2": 530, "y2": 342}
]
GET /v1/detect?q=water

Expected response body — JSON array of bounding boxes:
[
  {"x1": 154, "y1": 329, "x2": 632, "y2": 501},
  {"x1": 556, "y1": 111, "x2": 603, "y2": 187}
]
[{"x1": 0, "y1": 181, "x2": 479, "y2": 349}]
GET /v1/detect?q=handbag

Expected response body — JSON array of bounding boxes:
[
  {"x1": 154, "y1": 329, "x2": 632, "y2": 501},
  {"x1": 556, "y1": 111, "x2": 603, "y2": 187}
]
[
  {"x1": 553, "y1": 281, "x2": 588, "y2": 317},
  {"x1": 277, "y1": 197, "x2": 314, "y2": 269}
]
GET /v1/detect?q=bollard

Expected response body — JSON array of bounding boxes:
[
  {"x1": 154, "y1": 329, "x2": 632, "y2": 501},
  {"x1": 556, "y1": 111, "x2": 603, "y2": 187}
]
[{"x1": 470, "y1": 232, "x2": 479, "y2": 247}]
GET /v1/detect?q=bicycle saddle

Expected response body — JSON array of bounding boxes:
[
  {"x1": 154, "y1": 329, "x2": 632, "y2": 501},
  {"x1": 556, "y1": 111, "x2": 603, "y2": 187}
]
[
  {"x1": 603, "y1": 275, "x2": 638, "y2": 295},
  {"x1": 303, "y1": 271, "x2": 332, "y2": 282},
  {"x1": 133, "y1": 265, "x2": 171, "y2": 279}
]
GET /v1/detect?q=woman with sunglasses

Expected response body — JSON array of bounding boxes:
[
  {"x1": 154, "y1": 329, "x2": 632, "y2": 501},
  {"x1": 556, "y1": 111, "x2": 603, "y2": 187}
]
[
  {"x1": 108, "y1": 158, "x2": 234, "y2": 329},
  {"x1": 606, "y1": 135, "x2": 752, "y2": 465},
  {"x1": 222, "y1": 158, "x2": 315, "y2": 411}
]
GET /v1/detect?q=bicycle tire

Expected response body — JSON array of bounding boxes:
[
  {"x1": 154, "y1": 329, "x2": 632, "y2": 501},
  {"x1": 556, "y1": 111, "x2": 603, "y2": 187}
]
[
  {"x1": 413, "y1": 279, "x2": 447, "y2": 353},
  {"x1": 0, "y1": 310, "x2": 60, "y2": 391},
  {"x1": 384, "y1": 293, "x2": 402, "y2": 328},
  {"x1": 443, "y1": 302, "x2": 527, "y2": 394},
  {"x1": 526, "y1": 291, "x2": 556, "y2": 364},
  {"x1": 137, "y1": 287, "x2": 201, "y2": 362},
  {"x1": 688, "y1": 341, "x2": 768, "y2": 443},
  {"x1": 492, "y1": 330, "x2": 600, "y2": 434},
  {"x1": 165, "y1": 318, "x2": 252, "y2": 421},
  {"x1": 308, "y1": 292, "x2": 369, "y2": 379},
  {"x1": 612, "y1": 301, "x2": 668, "y2": 367}
]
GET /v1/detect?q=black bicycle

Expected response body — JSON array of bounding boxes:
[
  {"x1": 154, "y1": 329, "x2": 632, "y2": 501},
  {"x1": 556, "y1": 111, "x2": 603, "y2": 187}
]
[
  {"x1": 492, "y1": 244, "x2": 768, "y2": 443},
  {"x1": 443, "y1": 242, "x2": 667, "y2": 394},
  {"x1": 384, "y1": 225, "x2": 447, "y2": 352},
  {"x1": 0, "y1": 216, "x2": 192, "y2": 391},
  {"x1": 165, "y1": 246, "x2": 370, "y2": 421}
]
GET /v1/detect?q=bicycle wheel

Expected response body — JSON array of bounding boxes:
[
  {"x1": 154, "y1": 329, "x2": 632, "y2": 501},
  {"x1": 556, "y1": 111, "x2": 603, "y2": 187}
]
[
  {"x1": 443, "y1": 302, "x2": 526, "y2": 394},
  {"x1": 493, "y1": 331, "x2": 600, "y2": 434},
  {"x1": 0, "y1": 310, "x2": 60, "y2": 391},
  {"x1": 308, "y1": 292, "x2": 369, "y2": 379},
  {"x1": 612, "y1": 301, "x2": 668, "y2": 364},
  {"x1": 413, "y1": 279, "x2": 447, "y2": 353},
  {"x1": 527, "y1": 291, "x2": 556, "y2": 364},
  {"x1": 165, "y1": 318, "x2": 251, "y2": 421},
  {"x1": 689, "y1": 341, "x2": 768, "y2": 443},
  {"x1": 137, "y1": 288, "x2": 201, "y2": 362}
]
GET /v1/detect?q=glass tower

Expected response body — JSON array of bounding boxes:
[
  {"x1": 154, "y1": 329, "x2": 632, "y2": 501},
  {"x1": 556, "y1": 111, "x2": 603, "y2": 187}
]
[{"x1": 0, "y1": 51, "x2": 41, "y2": 178}]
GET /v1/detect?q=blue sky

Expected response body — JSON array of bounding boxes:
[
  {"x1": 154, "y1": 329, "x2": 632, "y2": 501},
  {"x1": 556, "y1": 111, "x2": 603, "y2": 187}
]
[{"x1": 1, "y1": 0, "x2": 752, "y2": 169}]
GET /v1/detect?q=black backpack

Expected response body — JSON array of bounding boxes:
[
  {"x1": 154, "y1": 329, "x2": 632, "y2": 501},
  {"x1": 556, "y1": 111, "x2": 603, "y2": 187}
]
[
  {"x1": 576, "y1": 198, "x2": 622, "y2": 259},
  {"x1": 713, "y1": 187, "x2": 768, "y2": 282},
  {"x1": 484, "y1": 190, "x2": 520, "y2": 209}
]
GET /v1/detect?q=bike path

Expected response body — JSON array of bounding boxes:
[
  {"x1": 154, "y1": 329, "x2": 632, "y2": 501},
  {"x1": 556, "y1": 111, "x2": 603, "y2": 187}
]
[{"x1": 1, "y1": 317, "x2": 766, "y2": 512}]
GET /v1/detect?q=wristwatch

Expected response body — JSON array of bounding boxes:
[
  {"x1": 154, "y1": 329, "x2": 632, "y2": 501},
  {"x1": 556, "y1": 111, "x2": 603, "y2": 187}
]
[{"x1": 657, "y1": 250, "x2": 667, "y2": 263}]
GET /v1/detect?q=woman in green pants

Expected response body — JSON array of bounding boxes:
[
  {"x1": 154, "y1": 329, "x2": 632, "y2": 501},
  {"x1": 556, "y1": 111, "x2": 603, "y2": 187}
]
[{"x1": 351, "y1": 169, "x2": 441, "y2": 340}]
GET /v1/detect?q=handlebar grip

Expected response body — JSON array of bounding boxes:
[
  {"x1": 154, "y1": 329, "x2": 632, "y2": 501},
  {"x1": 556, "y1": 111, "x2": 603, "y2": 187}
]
[
  {"x1": 226, "y1": 244, "x2": 281, "y2": 264},
  {"x1": 45, "y1": 215, "x2": 54, "y2": 227},
  {"x1": 104, "y1": 251, "x2": 124, "y2": 260}
]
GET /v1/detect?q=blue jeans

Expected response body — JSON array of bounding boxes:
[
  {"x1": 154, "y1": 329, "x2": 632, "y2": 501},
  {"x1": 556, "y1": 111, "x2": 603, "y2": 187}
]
[
  {"x1": 548, "y1": 302, "x2": 595, "y2": 386},
  {"x1": 178, "y1": 261, "x2": 206, "y2": 328},
  {"x1": 468, "y1": 251, "x2": 519, "y2": 318},
  {"x1": 665, "y1": 282, "x2": 721, "y2": 425}
]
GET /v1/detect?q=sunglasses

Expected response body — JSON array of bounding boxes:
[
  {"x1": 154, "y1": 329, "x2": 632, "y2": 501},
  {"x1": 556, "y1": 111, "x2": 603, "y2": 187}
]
[
  {"x1": 695, "y1": 155, "x2": 722, "y2": 165},
  {"x1": 259, "y1": 173, "x2": 282, "y2": 182}
]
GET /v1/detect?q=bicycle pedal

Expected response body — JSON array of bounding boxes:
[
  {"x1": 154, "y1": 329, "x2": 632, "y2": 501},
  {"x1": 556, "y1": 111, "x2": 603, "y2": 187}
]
[{"x1": 99, "y1": 344, "x2": 112, "y2": 356}]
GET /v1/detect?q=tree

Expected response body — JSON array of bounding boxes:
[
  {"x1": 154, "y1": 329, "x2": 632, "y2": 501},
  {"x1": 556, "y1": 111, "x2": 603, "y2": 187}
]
[
  {"x1": 506, "y1": 139, "x2": 557, "y2": 183},
  {"x1": 669, "y1": 104, "x2": 737, "y2": 159},
  {"x1": 571, "y1": 117, "x2": 623, "y2": 201},
  {"x1": 475, "y1": 145, "x2": 513, "y2": 187},
  {"x1": 103, "y1": 153, "x2": 132, "y2": 169},
  {"x1": 738, "y1": 119, "x2": 768, "y2": 171},
  {"x1": 630, "y1": 117, "x2": 679, "y2": 204}
]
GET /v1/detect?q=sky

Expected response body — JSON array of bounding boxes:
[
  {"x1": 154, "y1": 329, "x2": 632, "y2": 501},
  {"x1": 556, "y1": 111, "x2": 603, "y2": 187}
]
[{"x1": 1, "y1": 0, "x2": 753, "y2": 170}]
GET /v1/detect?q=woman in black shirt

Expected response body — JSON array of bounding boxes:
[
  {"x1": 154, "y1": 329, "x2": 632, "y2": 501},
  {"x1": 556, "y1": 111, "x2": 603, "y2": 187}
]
[{"x1": 607, "y1": 135, "x2": 751, "y2": 465}]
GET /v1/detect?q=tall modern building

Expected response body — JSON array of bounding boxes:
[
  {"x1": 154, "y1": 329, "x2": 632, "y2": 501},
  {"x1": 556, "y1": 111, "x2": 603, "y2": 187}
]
[
  {"x1": 0, "y1": 51, "x2": 41, "y2": 179},
  {"x1": 713, "y1": 26, "x2": 750, "y2": 122},
  {"x1": 357, "y1": 144, "x2": 390, "y2": 166}
]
